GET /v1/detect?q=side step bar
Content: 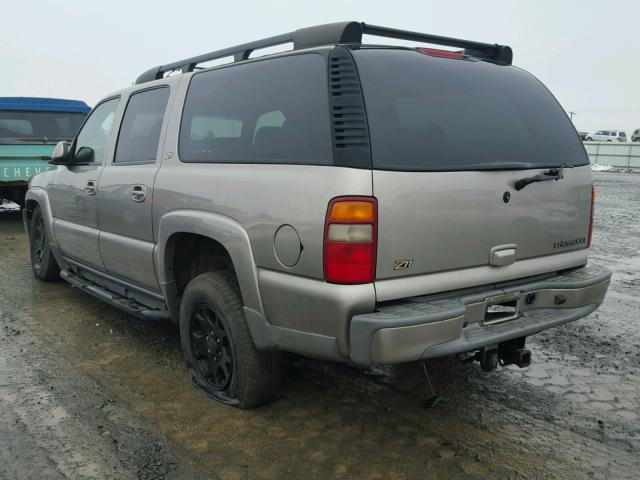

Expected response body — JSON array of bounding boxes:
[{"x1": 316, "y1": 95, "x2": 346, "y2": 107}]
[{"x1": 60, "y1": 269, "x2": 171, "y2": 321}]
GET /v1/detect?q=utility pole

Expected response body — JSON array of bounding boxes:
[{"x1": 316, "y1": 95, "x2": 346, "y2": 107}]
[{"x1": 569, "y1": 111, "x2": 576, "y2": 121}]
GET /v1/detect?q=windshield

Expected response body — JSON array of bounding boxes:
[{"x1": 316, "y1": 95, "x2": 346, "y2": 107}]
[
  {"x1": 0, "y1": 110, "x2": 87, "y2": 144},
  {"x1": 353, "y1": 49, "x2": 589, "y2": 171}
]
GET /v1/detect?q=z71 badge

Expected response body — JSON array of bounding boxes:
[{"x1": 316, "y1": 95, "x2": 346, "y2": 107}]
[{"x1": 393, "y1": 259, "x2": 414, "y2": 271}]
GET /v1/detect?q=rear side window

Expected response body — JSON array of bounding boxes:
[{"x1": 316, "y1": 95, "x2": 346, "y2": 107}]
[
  {"x1": 114, "y1": 87, "x2": 169, "y2": 164},
  {"x1": 620, "y1": 132, "x2": 626, "y2": 137},
  {"x1": 353, "y1": 49, "x2": 589, "y2": 171},
  {"x1": 179, "y1": 54, "x2": 332, "y2": 165}
]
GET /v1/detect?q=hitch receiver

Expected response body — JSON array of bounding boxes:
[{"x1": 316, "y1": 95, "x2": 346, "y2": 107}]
[{"x1": 470, "y1": 337, "x2": 531, "y2": 371}]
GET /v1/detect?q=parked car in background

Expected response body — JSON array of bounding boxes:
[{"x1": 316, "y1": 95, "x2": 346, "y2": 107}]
[
  {"x1": 585, "y1": 130, "x2": 627, "y2": 142},
  {"x1": 0, "y1": 97, "x2": 90, "y2": 207},
  {"x1": 632, "y1": 129, "x2": 640, "y2": 142},
  {"x1": 578, "y1": 131, "x2": 588, "y2": 140},
  {"x1": 24, "y1": 22, "x2": 611, "y2": 408}
]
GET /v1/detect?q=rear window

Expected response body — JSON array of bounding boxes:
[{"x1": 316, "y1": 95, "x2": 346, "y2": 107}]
[
  {"x1": 179, "y1": 54, "x2": 332, "y2": 165},
  {"x1": 0, "y1": 110, "x2": 86, "y2": 143},
  {"x1": 353, "y1": 49, "x2": 588, "y2": 171}
]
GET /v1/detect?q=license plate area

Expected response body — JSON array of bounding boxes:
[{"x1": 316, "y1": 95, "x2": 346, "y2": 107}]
[{"x1": 482, "y1": 293, "x2": 522, "y2": 326}]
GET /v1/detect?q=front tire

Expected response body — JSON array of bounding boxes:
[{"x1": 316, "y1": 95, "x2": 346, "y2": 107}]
[
  {"x1": 586, "y1": 137, "x2": 593, "y2": 141},
  {"x1": 179, "y1": 271, "x2": 280, "y2": 408},
  {"x1": 29, "y1": 206, "x2": 60, "y2": 281}
]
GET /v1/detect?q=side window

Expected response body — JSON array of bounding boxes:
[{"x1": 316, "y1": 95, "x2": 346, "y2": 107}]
[
  {"x1": 179, "y1": 54, "x2": 332, "y2": 165},
  {"x1": 74, "y1": 98, "x2": 119, "y2": 164},
  {"x1": 114, "y1": 87, "x2": 170, "y2": 164}
]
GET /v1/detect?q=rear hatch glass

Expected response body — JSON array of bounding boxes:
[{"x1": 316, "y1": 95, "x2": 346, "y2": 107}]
[{"x1": 352, "y1": 49, "x2": 588, "y2": 171}]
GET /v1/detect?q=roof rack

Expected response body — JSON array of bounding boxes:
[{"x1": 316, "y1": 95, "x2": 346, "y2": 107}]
[{"x1": 135, "y1": 21, "x2": 512, "y2": 84}]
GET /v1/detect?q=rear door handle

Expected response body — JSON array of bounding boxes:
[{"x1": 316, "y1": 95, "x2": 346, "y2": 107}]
[
  {"x1": 130, "y1": 184, "x2": 147, "y2": 203},
  {"x1": 85, "y1": 180, "x2": 97, "y2": 196}
]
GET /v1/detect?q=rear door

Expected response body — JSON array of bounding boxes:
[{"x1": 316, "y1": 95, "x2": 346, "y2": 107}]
[
  {"x1": 97, "y1": 85, "x2": 171, "y2": 291},
  {"x1": 353, "y1": 49, "x2": 592, "y2": 286}
]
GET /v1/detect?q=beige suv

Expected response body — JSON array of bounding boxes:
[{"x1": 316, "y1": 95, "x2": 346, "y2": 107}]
[
  {"x1": 632, "y1": 129, "x2": 640, "y2": 142},
  {"x1": 25, "y1": 21, "x2": 611, "y2": 408}
]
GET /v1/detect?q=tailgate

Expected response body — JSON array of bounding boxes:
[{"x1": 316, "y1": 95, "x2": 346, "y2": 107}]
[
  {"x1": 374, "y1": 166, "x2": 592, "y2": 279},
  {"x1": 0, "y1": 144, "x2": 54, "y2": 183}
]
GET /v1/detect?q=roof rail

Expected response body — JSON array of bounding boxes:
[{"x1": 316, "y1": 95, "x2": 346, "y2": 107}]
[{"x1": 135, "y1": 21, "x2": 512, "y2": 84}]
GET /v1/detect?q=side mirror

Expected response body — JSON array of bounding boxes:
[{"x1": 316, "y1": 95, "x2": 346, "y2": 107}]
[
  {"x1": 74, "y1": 146, "x2": 95, "y2": 165},
  {"x1": 49, "y1": 141, "x2": 70, "y2": 165}
]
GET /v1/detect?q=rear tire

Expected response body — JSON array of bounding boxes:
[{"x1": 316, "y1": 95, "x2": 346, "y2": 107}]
[
  {"x1": 179, "y1": 271, "x2": 281, "y2": 408},
  {"x1": 586, "y1": 137, "x2": 593, "y2": 141},
  {"x1": 29, "y1": 205, "x2": 60, "y2": 281}
]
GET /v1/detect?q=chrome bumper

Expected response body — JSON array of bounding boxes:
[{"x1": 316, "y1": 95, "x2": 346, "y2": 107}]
[{"x1": 350, "y1": 263, "x2": 611, "y2": 365}]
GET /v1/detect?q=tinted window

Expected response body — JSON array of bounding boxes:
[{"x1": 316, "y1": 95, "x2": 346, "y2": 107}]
[
  {"x1": 179, "y1": 54, "x2": 332, "y2": 165},
  {"x1": 74, "y1": 98, "x2": 119, "y2": 164},
  {"x1": 620, "y1": 132, "x2": 626, "y2": 137},
  {"x1": 114, "y1": 87, "x2": 169, "y2": 164},
  {"x1": 0, "y1": 110, "x2": 86, "y2": 143},
  {"x1": 353, "y1": 49, "x2": 589, "y2": 171}
]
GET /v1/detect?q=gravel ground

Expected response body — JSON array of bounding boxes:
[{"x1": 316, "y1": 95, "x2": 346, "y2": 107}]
[{"x1": 0, "y1": 172, "x2": 638, "y2": 479}]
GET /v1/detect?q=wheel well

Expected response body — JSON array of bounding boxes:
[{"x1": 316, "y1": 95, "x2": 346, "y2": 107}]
[{"x1": 169, "y1": 233, "x2": 236, "y2": 299}]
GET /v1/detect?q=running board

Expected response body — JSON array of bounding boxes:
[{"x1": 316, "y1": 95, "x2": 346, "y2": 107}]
[{"x1": 60, "y1": 269, "x2": 171, "y2": 321}]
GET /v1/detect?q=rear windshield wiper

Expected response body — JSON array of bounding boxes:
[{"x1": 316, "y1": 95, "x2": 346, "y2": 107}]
[{"x1": 514, "y1": 168, "x2": 563, "y2": 191}]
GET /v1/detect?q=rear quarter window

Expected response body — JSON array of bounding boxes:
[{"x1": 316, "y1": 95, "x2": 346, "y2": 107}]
[
  {"x1": 179, "y1": 54, "x2": 332, "y2": 165},
  {"x1": 353, "y1": 49, "x2": 589, "y2": 171}
]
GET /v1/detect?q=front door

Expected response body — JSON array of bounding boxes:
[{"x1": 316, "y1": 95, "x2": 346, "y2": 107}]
[
  {"x1": 97, "y1": 86, "x2": 170, "y2": 291},
  {"x1": 49, "y1": 97, "x2": 120, "y2": 269}
]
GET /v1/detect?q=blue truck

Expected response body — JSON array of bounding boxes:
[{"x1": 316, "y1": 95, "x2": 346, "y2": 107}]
[{"x1": 1, "y1": 97, "x2": 90, "y2": 207}]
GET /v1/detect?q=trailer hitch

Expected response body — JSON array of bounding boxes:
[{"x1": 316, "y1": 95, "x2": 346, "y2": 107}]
[{"x1": 459, "y1": 337, "x2": 531, "y2": 371}]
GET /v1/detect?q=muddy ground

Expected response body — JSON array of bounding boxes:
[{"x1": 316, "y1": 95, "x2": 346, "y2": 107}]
[{"x1": 0, "y1": 172, "x2": 638, "y2": 480}]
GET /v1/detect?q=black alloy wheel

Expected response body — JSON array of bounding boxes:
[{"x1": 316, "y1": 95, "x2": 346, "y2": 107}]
[
  {"x1": 32, "y1": 215, "x2": 46, "y2": 270},
  {"x1": 189, "y1": 305, "x2": 234, "y2": 390}
]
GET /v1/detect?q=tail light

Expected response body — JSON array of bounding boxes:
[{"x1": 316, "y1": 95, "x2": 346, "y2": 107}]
[
  {"x1": 324, "y1": 196, "x2": 377, "y2": 284},
  {"x1": 588, "y1": 186, "x2": 596, "y2": 247}
]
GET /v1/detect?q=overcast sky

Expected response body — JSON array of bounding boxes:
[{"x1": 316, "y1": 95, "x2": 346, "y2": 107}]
[{"x1": 2, "y1": 0, "x2": 638, "y2": 135}]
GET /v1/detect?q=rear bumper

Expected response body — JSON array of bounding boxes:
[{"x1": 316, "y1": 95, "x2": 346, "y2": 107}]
[{"x1": 350, "y1": 263, "x2": 611, "y2": 365}]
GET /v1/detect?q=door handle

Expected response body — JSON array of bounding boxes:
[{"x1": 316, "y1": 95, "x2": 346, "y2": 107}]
[
  {"x1": 130, "y1": 184, "x2": 147, "y2": 203},
  {"x1": 85, "y1": 180, "x2": 97, "y2": 196}
]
